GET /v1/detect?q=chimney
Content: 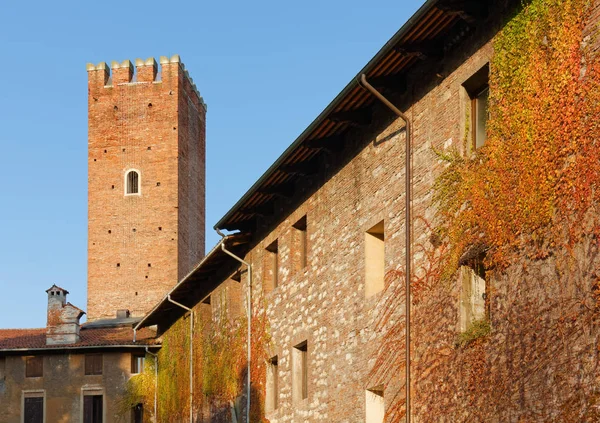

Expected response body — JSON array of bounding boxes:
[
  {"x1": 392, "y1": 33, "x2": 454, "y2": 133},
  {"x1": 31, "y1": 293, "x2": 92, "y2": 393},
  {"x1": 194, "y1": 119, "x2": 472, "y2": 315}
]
[{"x1": 46, "y1": 285, "x2": 85, "y2": 345}]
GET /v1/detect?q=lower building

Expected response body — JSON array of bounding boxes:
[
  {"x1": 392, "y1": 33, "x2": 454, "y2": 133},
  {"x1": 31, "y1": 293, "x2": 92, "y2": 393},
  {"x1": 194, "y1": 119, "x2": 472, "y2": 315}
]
[{"x1": 0, "y1": 286, "x2": 157, "y2": 423}]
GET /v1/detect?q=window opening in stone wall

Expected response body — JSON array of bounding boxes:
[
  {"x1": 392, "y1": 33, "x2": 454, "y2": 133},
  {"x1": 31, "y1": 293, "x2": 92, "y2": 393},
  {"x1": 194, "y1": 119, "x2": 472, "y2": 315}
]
[
  {"x1": 463, "y1": 64, "x2": 490, "y2": 150},
  {"x1": 267, "y1": 355, "x2": 279, "y2": 412},
  {"x1": 293, "y1": 216, "x2": 308, "y2": 272},
  {"x1": 25, "y1": 356, "x2": 43, "y2": 378},
  {"x1": 83, "y1": 394, "x2": 103, "y2": 423},
  {"x1": 459, "y1": 251, "x2": 488, "y2": 332},
  {"x1": 23, "y1": 395, "x2": 44, "y2": 423},
  {"x1": 131, "y1": 403, "x2": 143, "y2": 423},
  {"x1": 293, "y1": 341, "x2": 308, "y2": 402},
  {"x1": 365, "y1": 221, "x2": 385, "y2": 298},
  {"x1": 125, "y1": 170, "x2": 140, "y2": 195},
  {"x1": 131, "y1": 353, "x2": 145, "y2": 374},
  {"x1": 85, "y1": 354, "x2": 103, "y2": 376},
  {"x1": 365, "y1": 387, "x2": 384, "y2": 423},
  {"x1": 265, "y1": 240, "x2": 279, "y2": 290},
  {"x1": 0, "y1": 357, "x2": 5, "y2": 381}
]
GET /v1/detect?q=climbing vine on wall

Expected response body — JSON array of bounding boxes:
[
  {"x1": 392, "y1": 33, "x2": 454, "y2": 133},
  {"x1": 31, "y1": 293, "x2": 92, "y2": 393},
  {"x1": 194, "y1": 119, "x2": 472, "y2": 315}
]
[
  {"x1": 374, "y1": 0, "x2": 600, "y2": 421},
  {"x1": 119, "y1": 293, "x2": 271, "y2": 422},
  {"x1": 435, "y1": 0, "x2": 600, "y2": 271}
]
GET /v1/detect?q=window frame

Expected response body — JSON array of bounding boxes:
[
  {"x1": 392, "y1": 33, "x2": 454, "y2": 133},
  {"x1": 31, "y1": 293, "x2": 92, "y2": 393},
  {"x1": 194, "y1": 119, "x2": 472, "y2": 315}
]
[
  {"x1": 293, "y1": 341, "x2": 308, "y2": 402},
  {"x1": 131, "y1": 353, "x2": 145, "y2": 374},
  {"x1": 365, "y1": 220, "x2": 385, "y2": 298},
  {"x1": 82, "y1": 393, "x2": 103, "y2": 423},
  {"x1": 265, "y1": 239, "x2": 279, "y2": 291},
  {"x1": 22, "y1": 390, "x2": 46, "y2": 423},
  {"x1": 124, "y1": 169, "x2": 141, "y2": 196},
  {"x1": 471, "y1": 86, "x2": 489, "y2": 150},
  {"x1": 266, "y1": 355, "x2": 279, "y2": 412},
  {"x1": 462, "y1": 63, "x2": 490, "y2": 152},
  {"x1": 293, "y1": 216, "x2": 308, "y2": 273},
  {"x1": 84, "y1": 353, "x2": 103, "y2": 376},
  {"x1": 25, "y1": 356, "x2": 43, "y2": 378}
]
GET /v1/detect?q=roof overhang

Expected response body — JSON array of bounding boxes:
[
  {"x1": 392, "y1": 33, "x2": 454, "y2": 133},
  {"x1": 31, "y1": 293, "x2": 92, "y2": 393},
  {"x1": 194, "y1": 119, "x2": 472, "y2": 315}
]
[
  {"x1": 215, "y1": 0, "x2": 495, "y2": 232},
  {"x1": 136, "y1": 233, "x2": 251, "y2": 330}
]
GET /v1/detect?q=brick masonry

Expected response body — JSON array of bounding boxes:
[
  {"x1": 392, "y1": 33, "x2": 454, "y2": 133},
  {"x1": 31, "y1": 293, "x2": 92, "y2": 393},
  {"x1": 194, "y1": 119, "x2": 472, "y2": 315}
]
[{"x1": 87, "y1": 56, "x2": 206, "y2": 321}]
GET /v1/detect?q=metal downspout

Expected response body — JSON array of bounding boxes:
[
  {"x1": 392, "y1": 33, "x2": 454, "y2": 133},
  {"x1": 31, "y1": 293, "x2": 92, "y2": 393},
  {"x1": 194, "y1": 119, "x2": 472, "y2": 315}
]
[
  {"x1": 167, "y1": 295, "x2": 194, "y2": 423},
  {"x1": 145, "y1": 347, "x2": 159, "y2": 422},
  {"x1": 216, "y1": 230, "x2": 252, "y2": 423},
  {"x1": 359, "y1": 74, "x2": 412, "y2": 423}
]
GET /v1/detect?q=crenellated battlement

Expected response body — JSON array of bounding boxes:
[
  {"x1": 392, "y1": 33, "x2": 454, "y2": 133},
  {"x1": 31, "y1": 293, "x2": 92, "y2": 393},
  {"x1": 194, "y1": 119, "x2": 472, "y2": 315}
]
[{"x1": 86, "y1": 55, "x2": 206, "y2": 109}]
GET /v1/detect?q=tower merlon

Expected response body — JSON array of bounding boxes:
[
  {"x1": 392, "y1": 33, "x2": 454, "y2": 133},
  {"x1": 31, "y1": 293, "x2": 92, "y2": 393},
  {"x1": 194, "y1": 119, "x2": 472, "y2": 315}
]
[
  {"x1": 135, "y1": 57, "x2": 158, "y2": 82},
  {"x1": 111, "y1": 59, "x2": 134, "y2": 84},
  {"x1": 86, "y1": 62, "x2": 110, "y2": 86}
]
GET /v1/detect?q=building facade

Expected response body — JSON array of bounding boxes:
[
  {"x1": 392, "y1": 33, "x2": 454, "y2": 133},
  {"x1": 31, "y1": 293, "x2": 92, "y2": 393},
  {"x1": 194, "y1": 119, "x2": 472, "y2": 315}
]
[
  {"x1": 138, "y1": 0, "x2": 600, "y2": 422},
  {"x1": 0, "y1": 56, "x2": 206, "y2": 423},
  {"x1": 0, "y1": 285, "x2": 157, "y2": 423}
]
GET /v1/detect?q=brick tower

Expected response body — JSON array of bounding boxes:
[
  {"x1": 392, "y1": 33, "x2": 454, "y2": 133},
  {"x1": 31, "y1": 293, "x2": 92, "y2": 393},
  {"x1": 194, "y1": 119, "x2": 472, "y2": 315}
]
[{"x1": 86, "y1": 55, "x2": 206, "y2": 321}]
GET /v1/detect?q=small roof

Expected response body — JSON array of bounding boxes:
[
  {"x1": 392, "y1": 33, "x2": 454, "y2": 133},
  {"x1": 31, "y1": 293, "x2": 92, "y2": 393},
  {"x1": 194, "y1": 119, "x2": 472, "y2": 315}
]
[
  {"x1": 0, "y1": 325, "x2": 157, "y2": 353},
  {"x1": 45, "y1": 284, "x2": 69, "y2": 294},
  {"x1": 136, "y1": 233, "x2": 250, "y2": 330}
]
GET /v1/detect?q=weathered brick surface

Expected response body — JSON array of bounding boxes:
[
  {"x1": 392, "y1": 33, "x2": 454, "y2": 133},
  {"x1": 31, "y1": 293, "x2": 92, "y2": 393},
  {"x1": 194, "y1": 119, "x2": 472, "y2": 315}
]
[{"x1": 87, "y1": 57, "x2": 206, "y2": 321}]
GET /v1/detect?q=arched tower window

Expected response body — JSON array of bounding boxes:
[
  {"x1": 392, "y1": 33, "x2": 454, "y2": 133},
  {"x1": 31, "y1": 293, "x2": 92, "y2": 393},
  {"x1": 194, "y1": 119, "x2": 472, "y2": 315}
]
[{"x1": 125, "y1": 170, "x2": 140, "y2": 195}]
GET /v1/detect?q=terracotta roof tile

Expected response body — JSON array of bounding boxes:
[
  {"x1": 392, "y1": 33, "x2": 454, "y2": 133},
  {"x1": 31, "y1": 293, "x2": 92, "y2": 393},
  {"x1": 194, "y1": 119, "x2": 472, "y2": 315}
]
[{"x1": 0, "y1": 326, "x2": 157, "y2": 350}]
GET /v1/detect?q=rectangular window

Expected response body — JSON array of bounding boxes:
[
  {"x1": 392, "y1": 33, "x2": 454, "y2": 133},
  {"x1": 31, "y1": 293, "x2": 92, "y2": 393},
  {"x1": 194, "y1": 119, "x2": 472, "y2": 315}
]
[
  {"x1": 293, "y1": 216, "x2": 308, "y2": 272},
  {"x1": 472, "y1": 87, "x2": 489, "y2": 149},
  {"x1": 0, "y1": 357, "x2": 5, "y2": 381},
  {"x1": 265, "y1": 240, "x2": 279, "y2": 290},
  {"x1": 131, "y1": 403, "x2": 143, "y2": 423},
  {"x1": 463, "y1": 64, "x2": 490, "y2": 150},
  {"x1": 24, "y1": 396, "x2": 44, "y2": 423},
  {"x1": 25, "y1": 356, "x2": 43, "y2": 378},
  {"x1": 459, "y1": 258, "x2": 487, "y2": 332},
  {"x1": 365, "y1": 387, "x2": 384, "y2": 423},
  {"x1": 85, "y1": 354, "x2": 103, "y2": 376},
  {"x1": 131, "y1": 354, "x2": 145, "y2": 374},
  {"x1": 293, "y1": 341, "x2": 308, "y2": 402},
  {"x1": 83, "y1": 395, "x2": 103, "y2": 423},
  {"x1": 365, "y1": 221, "x2": 385, "y2": 297},
  {"x1": 266, "y1": 356, "x2": 279, "y2": 412}
]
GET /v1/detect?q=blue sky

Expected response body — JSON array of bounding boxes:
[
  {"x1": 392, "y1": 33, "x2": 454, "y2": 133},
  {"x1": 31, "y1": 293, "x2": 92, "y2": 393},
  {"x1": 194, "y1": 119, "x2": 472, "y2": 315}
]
[{"x1": 0, "y1": 0, "x2": 421, "y2": 328}]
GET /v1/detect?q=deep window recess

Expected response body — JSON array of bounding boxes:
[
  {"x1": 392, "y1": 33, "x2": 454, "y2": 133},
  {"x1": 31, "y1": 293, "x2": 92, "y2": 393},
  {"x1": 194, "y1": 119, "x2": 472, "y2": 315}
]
[
  {"x1": 293, "y1": 216, "x2": 308, "y2": 272},
  {"x1": 83, "y1": 395, "x2": 103, "y2": 423},
  {"x1": 463, "y1": 64, "x2": 490, "y2": 150},
  {"x1": 293, "y1": 341, "x2": 308, "y2": 402},
  {"x1": 365, "y1": 221, "x2": 385, "y2": 297},
  {"x1": 126, "y1": 170, "x2": 140, "y2": 195},
  {"x1": 267, "y1": 356, "x2": 279, "y2": 411},
  {"x1": 131, "y1": 354, "x2": 145, "y2": 374},
  {"x1": 365, "y1": 387, "x2": 385, "y2": 423},
  {"x1": 24, "y1": 396, "x2": 44, "y2": 423},
  {"x1": 459, "y1": 253, "x2": 488, "y2": 332},
  {"x1": 25, "y1": 356, "x2": 43, "y2": 378},
  {"x1": 472, "y1": 87, "x2": 489, "y2": 149},
  {"x1": 85, "y1": 354, "x2": 103, "y2": 376},
  {"x1": 265, "y1": 240, "x2": 279, "y2": 290}
]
